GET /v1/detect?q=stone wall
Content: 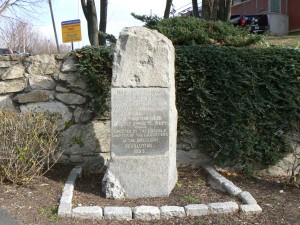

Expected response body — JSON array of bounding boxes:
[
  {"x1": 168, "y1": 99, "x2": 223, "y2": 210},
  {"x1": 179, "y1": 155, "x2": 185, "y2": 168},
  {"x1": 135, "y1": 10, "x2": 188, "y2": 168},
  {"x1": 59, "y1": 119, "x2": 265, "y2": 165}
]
[
  {"x1": 0, "y1": 54, "x2": 298, "y2": 176},
  {"x1": 0, "y1": 53, "x2": 201, "y2": 172},
  {"x1": 0, "y1": 54, "x2": 110, "y2": 171}
]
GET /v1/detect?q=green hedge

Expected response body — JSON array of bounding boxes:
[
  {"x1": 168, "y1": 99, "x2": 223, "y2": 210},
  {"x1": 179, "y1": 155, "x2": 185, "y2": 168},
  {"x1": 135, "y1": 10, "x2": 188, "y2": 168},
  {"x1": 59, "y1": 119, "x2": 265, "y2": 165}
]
[
  {"x1": 75, "y1": 45, "x2": 300, "y2": 171},
  {"x1": 176, "y1": 46, "x2": 300, "y2": 170}
]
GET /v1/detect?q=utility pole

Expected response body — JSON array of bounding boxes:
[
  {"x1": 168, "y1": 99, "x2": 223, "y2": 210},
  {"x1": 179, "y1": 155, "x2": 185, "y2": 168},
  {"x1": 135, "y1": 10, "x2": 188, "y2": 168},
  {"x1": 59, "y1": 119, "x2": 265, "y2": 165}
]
[{"x1": 48, "y1": 0, "x2": 60, "y2": 53}]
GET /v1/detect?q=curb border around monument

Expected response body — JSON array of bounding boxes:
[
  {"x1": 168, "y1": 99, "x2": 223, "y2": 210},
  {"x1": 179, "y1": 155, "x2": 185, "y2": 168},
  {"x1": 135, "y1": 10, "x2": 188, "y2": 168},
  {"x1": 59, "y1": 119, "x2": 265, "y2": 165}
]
[{"x1": 57, "y1": 165, "x2": 262, "y2": 220}]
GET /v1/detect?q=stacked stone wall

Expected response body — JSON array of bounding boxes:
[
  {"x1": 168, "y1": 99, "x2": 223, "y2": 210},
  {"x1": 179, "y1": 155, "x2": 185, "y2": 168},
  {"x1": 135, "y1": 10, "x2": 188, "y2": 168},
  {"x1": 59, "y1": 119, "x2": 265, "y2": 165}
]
[
  {"x1": 0, "y1": 54, "x2": 298, "y2": 176},
  {"x1": 0, "y1": 54, "x2": 110, "y2": 171}
]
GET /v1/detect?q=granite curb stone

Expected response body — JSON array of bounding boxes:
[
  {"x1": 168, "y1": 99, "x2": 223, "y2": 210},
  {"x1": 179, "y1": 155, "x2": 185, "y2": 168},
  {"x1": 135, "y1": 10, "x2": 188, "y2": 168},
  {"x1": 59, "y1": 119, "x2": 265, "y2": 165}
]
[
  {"x1": 58, "y1": 166, "x2": 82, "y2": 216},
  {"x1": 58, "y1": 165, "x2": 262, "y2": 220},
  {"x1": 184, "y1": 204, "x2": 209, "y2": 216},
  {"x1": 133, "y1": 206, "x2": 160, "y2": 221},
  {"x1": 72, "y1": 206, "x2": 103, "y2": 219},
  {"x1": 238, "y1": 191, "x2": 258, "y2": 204},
  {"x1": 240, "y1": 204, "x2": 262, "y2": 214},
  {"x1": 208, "y1": 201, "x2": 239, "y2": 214},
  {"x1": 160, "y1": 206, "x2": 186, "y2": 219},
  {"x1": 103, "y1": 207, "x2": 132, "y2": 220}
]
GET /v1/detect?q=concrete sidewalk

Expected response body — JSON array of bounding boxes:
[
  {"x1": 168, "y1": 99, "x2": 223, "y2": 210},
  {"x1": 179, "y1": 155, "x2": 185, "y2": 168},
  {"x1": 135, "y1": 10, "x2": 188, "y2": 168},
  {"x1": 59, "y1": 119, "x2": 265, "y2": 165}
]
[{"x1": 0, "y1": 208, "x2": 22, "y2": 225}]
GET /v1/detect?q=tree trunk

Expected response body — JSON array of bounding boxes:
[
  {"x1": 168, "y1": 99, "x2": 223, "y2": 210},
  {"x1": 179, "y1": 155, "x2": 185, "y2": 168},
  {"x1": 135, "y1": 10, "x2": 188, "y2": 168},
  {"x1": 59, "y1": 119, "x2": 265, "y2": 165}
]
[
  {"x1": 218, "y1": 0, "x2": 225, "y2": 21},
  {"x1": 211, "y1": 0, "x2": 219, "y2": 20},
  {"x1": 99, "y1": 0, "x2": 108, "y2": 45},
  {"x1": 164, "y1": 0, "x2": 172, "y2": 18},
  {"x1": 202, "y1": 0, "x2": 211, "y2": 19},
  {"x1": 192, "y1": 0, "x2": 200, "y2": 18},
  {"x1": 81, "y1": 0, "x2": 99, "y2": 46},
  {"x1": 224, "y1": 0, "x2": 232, "y2": 21}
]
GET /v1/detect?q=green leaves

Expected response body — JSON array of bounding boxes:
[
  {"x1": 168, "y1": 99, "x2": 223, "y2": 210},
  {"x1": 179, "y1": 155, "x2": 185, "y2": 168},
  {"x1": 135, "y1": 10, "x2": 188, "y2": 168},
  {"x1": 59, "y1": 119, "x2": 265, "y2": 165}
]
[
  {"x1": 154, "y1": 17, "x2": 263, "y2": 47},
  {"x1": 176, "y1": 46, "x2": 300, "y2": 170},
  {"x1": 74, "y1": 46, "x2": 114, "y2": 117}
]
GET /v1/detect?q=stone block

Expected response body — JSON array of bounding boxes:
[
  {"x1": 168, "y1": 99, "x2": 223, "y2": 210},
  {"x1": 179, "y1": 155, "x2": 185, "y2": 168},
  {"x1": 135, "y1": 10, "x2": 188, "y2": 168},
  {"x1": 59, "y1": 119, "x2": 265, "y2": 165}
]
[
  {"x1": 72, "y1": 206, "x2": 103, "y2": 219},
  {"x1": 222, "y1": 181, "x2": 242, "y2": 196},
  {"x1": 208, "y1": 201, "x2": 239, "y2": 214},
  {"x1": 0, "y1": 95, "x2": 15, "y2": 111},
  {"x1": 58, "y1": 203, "x2": 72, "y2": 216},
  {"x1": 240, "y1": 204, "x2": 262, "y2": 214},
  {"x1": 0, "y1": 79, "x2": 27, "y2": 94},
  {"x1": 29, "y1": 75, "x2": 56, "y2": 90},
  {"x1": 133, "y1": 206, "x2": 160, "y2": 221},
  {"x1": 103, "y1": 207, "x2": 132, "y2": 220},
  {"x1": 160, "y1": 206, "x2": 185, "y2": 219},
  {"x1": 184, "y1": 204, "x2": 209, "y2": 216},
  {"x1": 238, "y1": 191, "x2": 257, "y2": 204}
]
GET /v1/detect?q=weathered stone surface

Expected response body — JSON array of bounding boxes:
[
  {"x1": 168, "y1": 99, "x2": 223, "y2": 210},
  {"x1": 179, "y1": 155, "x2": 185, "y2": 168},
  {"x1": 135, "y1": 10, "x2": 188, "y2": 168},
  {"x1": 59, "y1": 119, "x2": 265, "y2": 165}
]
[
  {"x1": 60, "y1": 121, "x2": 109, "y2": 154},
  {"x1": 0, "y1": 95, "x2": 15, "y2": 111},
  {"x1": 20, "y1": 101, "x2": 72, "y2": 126},
  {"x1": 112, "y1": 27, "x2": 174, "y2": 88},
  {"x1": 0, "y1": 79, "x2": 27, "y2": 94},
  {"x1": 58, "y1": 203, "x2": 72, "y2": 216},
  {"x1": 56, "y1": 85, "x2": 70, "y2": 92},
  {"x1": 29, "y1": 75, "x2": 56, "y2": 90},
  {"x1": 56, "y1": 93, "x2": 86, "y2": 105},
  {"x1": 238, "y1": 191, "x2": 257, "y2": 204},
  {"x1": 103, "y1": 207, "x2": 132, "y2": 220},
  {"x1": 58, "y1": 73, "x2": 86, "y2": 90},
  {"x1": 93, "y1": 120, "x2": 110, "y2": 152},
  {"x1": 1, "y1": 64, "x2": 24, "y2": 80},
  {"x1": 177, "y1": 148, "x2": 211, "y2": 168},
  {"x1": 102, "y1": 171, "x2": 125, "y2": 199},
  {"x1": 205, "y1": 166, "x2": 229, "y2": 185},
  {"x1": 208, "y1": 201, "x2": 239, "y2": 214},
  {"x1": 69, "y1": 155, "x2": 84, "y2": 163},
  {"x1": 222, "y1": 181, "x2": 242, "y2": 196},
  {"x1": 14, "y1": 90, "x2": 54, "y2": 103},
  {"x1": 25, "y1": 54, "x2": 57, "y2": 75},
  {"x1": 61, "y1": 56, "x2": 77, "y2": 72},
  {"x1": 240, "y1": 204, "x2": 262, "y2": 214},
  {"x1": 184, "y1": 204, "x2": 209, "y2": 216},
  {"x1": 160, "y1": 206, "x2": 185, "y2": 219},
  {"x1": 133, "y1": 206, "x2": 160, "y2": 221},
  {"x1": 72, "y1": 206, "x2": 103, "y2": 219},
  {"x1": 82, "y1": 155, "x2": 106, "y2": 172},
  {"x1": 59, "y1": 121, "x2": 110, "y2": 169},
  {"x1": 0, "y1": 61, "x2": 11, "y2": 68},
  {"x1": 104, "y1": 26, "x2": 177, "y2": 199}
]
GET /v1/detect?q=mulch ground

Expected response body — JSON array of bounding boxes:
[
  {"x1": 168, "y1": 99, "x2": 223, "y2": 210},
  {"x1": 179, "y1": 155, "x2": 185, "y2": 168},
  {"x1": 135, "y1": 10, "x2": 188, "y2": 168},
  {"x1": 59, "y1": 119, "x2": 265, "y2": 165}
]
[{"x1": 0, "y1": 164, "x2": 299, "y2": 225}]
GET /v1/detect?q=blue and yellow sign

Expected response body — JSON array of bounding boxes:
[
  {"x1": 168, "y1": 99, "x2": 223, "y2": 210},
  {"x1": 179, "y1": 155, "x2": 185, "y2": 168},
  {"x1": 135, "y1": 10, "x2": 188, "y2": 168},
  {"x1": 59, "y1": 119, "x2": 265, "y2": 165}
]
[{"x1": 61, "y1": 19, "x2": 82, "y2": 43}]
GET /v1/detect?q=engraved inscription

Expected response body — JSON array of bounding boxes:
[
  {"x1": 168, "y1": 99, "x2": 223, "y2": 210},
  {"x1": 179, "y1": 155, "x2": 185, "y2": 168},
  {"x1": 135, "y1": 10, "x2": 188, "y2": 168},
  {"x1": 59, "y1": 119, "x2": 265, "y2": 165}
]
[{"x1": 111, "y1": 88, "x2": 169, "y2": 156}]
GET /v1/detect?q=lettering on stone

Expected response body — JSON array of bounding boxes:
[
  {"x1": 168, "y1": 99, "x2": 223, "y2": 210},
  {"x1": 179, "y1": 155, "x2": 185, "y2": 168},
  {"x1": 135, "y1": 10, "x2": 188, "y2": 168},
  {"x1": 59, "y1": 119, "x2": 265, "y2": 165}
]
[{"x1": 111, "y1": 88, "x2": 169, "y2": 156}]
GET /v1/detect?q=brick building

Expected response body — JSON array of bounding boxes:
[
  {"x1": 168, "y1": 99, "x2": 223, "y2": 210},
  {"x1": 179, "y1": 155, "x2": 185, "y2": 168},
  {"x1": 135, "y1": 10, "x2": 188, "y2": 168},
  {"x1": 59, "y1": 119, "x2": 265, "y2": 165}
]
[{"x1": 231, "y1": 0, "x2": 300, "y2": 35}]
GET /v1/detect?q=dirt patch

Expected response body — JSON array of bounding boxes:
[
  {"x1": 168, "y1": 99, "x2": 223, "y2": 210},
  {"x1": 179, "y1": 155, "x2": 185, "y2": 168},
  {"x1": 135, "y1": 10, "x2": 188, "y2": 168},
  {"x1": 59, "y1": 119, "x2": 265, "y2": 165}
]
[{"x1": 0, "y1": 164, "x2": 299, "y2": 225}]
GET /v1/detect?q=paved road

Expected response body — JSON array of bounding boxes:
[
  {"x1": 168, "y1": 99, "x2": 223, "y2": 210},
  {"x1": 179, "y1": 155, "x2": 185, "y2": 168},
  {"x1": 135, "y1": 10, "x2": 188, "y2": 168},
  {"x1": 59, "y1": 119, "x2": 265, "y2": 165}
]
[{"x1": 0, "y1": 208, "x2": 22, "y2": 225}]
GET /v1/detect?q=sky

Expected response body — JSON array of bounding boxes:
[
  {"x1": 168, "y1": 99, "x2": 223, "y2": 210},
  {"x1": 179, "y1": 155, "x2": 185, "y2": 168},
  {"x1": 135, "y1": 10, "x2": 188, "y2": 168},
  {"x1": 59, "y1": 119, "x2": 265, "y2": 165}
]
[{"x1": 38, "y1": 0, "x2": 196, "y2": 48}]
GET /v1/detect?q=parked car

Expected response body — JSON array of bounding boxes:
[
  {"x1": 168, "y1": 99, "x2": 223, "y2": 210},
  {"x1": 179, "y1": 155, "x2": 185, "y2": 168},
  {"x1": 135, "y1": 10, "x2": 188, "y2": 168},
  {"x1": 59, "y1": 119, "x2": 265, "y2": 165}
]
[
  {"x1": 0, "y1": 48, "x2": 13, "y2": 55},
  {"x1": 230, "y1": 14, "x2": 269, "y2": 34},
  {"x1": 13, "y1": 50, "x2": 30, "y2": 55}
]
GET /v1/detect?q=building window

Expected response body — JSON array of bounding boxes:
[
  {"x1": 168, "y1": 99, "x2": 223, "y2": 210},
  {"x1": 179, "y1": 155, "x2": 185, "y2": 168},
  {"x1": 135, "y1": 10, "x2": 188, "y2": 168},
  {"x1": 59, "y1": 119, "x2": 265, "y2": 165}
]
[{"x1": 269, "y1": 0, "x2": 280, "y2": 12}]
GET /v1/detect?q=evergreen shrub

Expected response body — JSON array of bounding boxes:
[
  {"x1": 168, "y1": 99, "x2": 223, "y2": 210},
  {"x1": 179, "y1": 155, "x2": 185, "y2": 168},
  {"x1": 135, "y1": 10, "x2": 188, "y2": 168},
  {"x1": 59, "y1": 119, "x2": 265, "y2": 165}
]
[
  {"x1": 74, "y1": 45, "x2": 114, "y2": 117},
  {"x1": 175, "y1": 45, "x2": 300, "y2": 170},
  {"x1": 132, "y1": 15, "x2": 263, "y2": 47}
]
